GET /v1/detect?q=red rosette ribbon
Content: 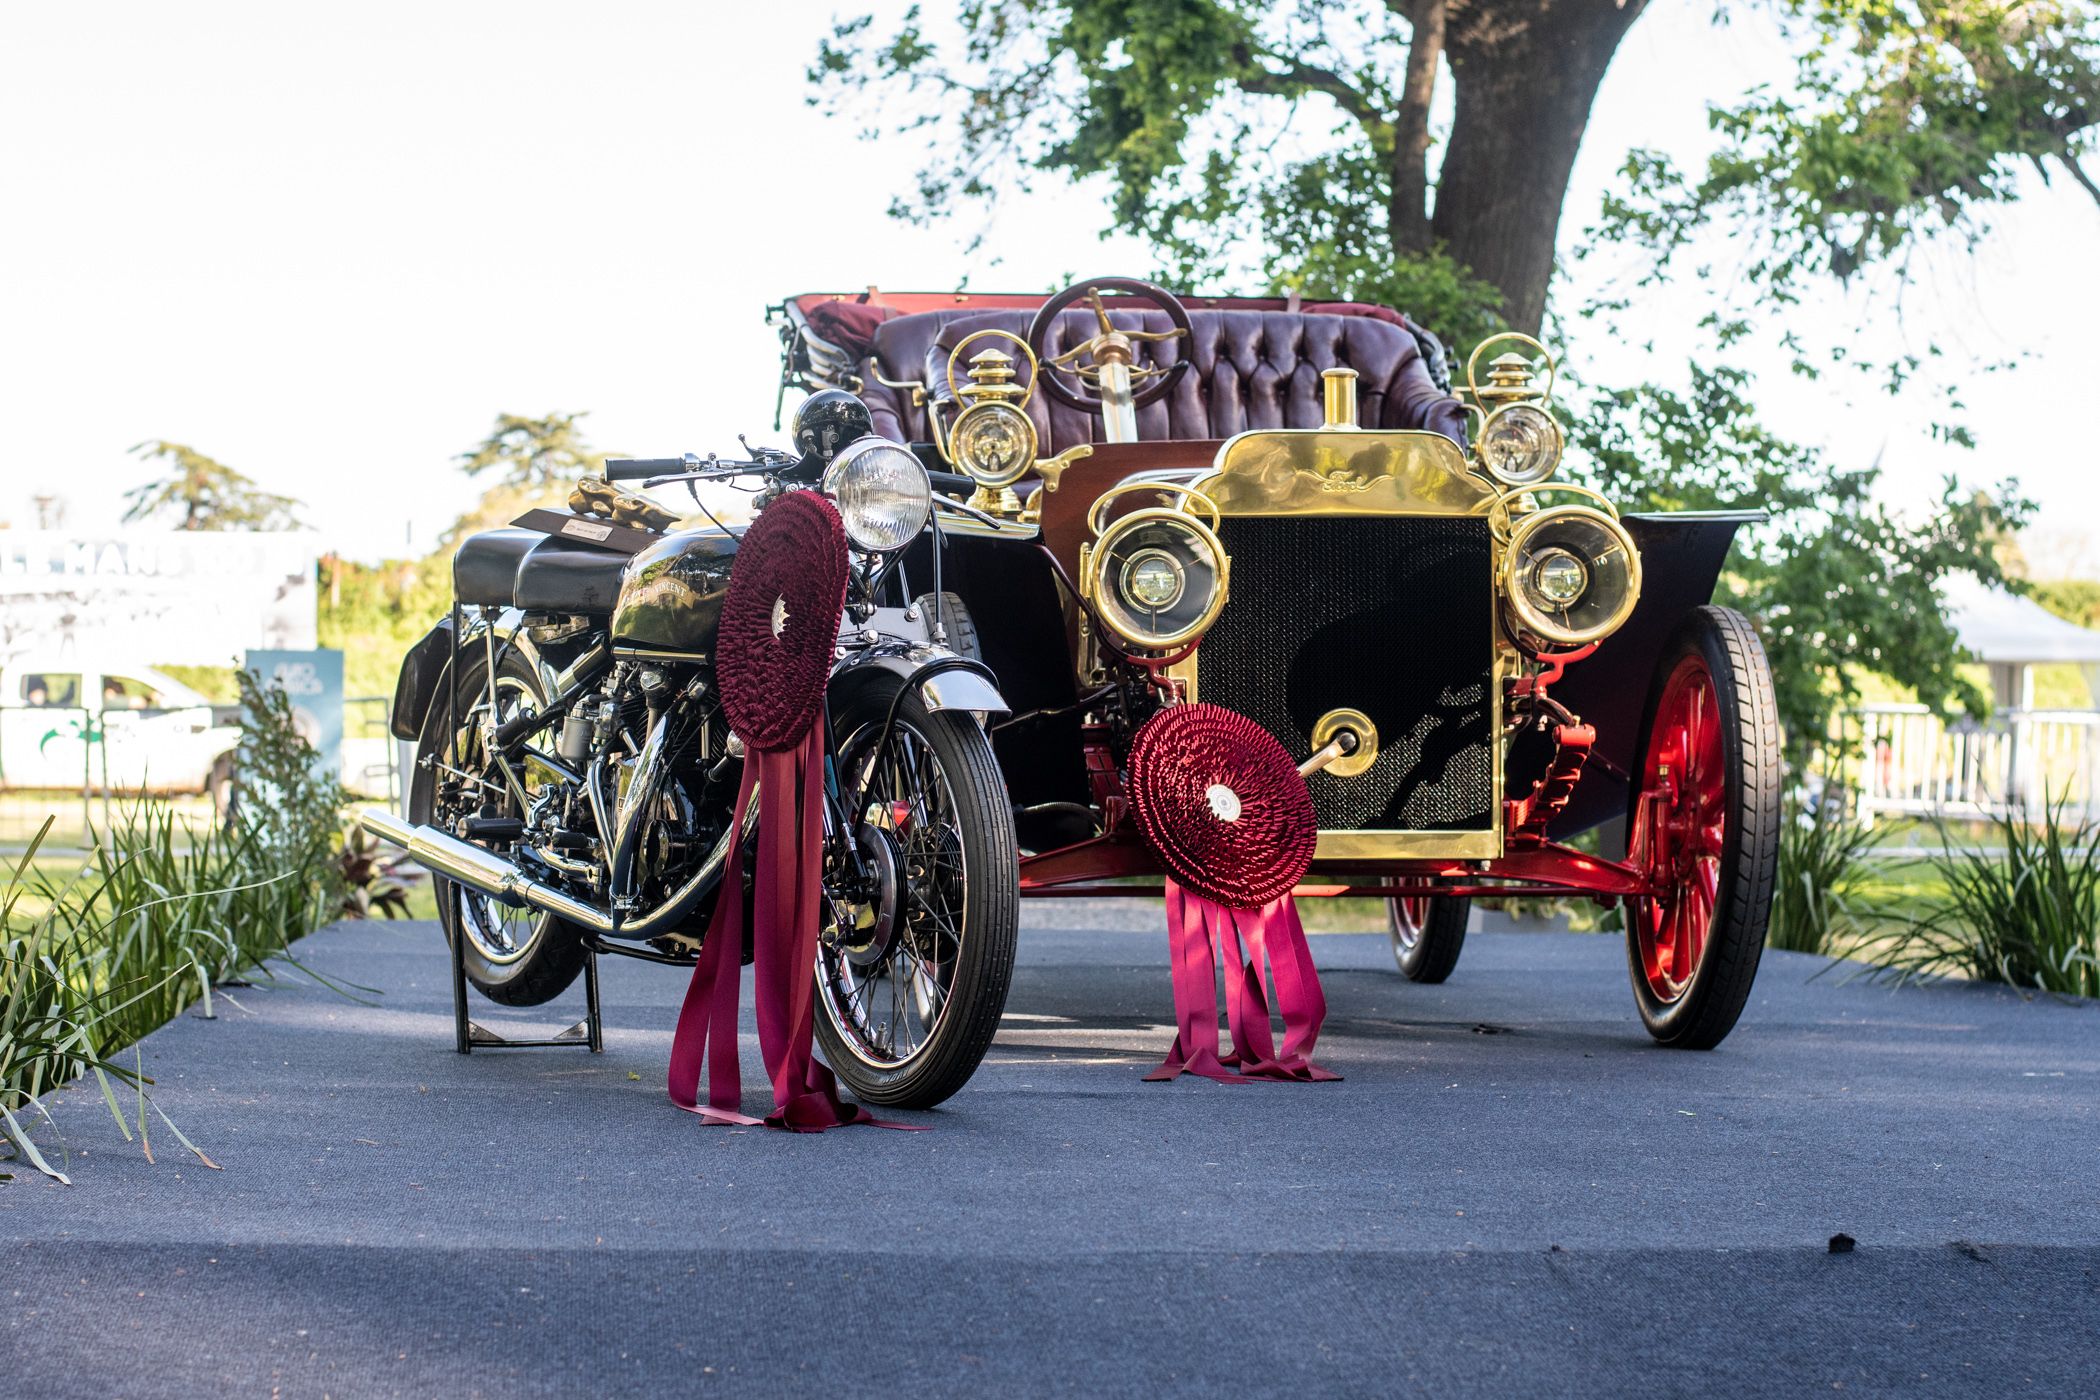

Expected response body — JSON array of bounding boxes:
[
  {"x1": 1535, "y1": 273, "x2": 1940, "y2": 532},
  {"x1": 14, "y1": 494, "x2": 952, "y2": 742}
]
[
  {"x1": 667, "y1": 490, "x2": 913, "y2": 1133},
  {"x1": 1126, "y1": 704, "x2": 1339, "y2": 1084},
  {"x1": 714, "y1": 490, "x2": 850, "y2": 754}
]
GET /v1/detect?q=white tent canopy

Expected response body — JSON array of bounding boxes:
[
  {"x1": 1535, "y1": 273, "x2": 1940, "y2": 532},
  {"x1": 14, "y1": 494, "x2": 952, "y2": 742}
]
[{"x1": 1939, "y1": 574, "x2": 2100, "y2": 709}]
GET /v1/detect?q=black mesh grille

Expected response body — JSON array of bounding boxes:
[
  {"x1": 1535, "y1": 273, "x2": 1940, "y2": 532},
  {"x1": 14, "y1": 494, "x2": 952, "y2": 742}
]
[{"x1": 1201, "y1": 516, "x2": 1494, "y2": 831}]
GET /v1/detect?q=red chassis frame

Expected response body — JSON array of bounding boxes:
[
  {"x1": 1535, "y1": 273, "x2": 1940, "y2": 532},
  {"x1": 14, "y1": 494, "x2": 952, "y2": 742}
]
[{"x1": 1019, "y1": 836, "x2": 1650, "y2": 903}]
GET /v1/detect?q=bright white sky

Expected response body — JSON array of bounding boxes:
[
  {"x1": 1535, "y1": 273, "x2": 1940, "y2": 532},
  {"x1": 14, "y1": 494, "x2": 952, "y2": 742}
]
[{"x1": 3, "y1": 2, "x2": 2096, "y2": 566}]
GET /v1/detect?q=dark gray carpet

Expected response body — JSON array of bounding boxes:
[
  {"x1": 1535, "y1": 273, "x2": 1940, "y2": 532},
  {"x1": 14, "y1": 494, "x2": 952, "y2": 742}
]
[{"x1": 6, "y1": 906, "x2": 2097, "y2": 1396}]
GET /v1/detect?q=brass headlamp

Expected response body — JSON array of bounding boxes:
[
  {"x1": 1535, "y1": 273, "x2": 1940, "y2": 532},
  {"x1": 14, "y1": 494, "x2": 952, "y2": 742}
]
[
  {"x1": 1465, "y1": 334, "x2": 1565, "y2": 488},
  {"x1": 1078, "y1": 482, "x2": 1230, "y2": 653},
  {"x1": 1493, "y1": 486, "x2": 1642, "y2": 650},
  {"x1": 942, "y1": 329, "x2": 1041, "y2": 515}
]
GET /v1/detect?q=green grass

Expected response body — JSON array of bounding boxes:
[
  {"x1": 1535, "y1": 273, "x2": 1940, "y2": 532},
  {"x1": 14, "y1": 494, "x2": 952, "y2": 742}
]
[
  {"x1": 1769, "y1": 788, "x2": 1877, "y2": 955},
  {"x1": 2, "y1": 789, "x2": 221, "y2": 851}
]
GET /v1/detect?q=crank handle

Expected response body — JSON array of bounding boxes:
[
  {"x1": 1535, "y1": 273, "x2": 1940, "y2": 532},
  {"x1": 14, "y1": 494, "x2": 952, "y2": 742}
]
[{"x1": 1298, "y1": 728, "x2": 1361, "y2": 778}]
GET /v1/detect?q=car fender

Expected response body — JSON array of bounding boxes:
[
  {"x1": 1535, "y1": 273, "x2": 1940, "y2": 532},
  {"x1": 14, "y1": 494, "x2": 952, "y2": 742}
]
[{"x1": 1548, "y1": 510, "x2": 1764, "y2": 842}]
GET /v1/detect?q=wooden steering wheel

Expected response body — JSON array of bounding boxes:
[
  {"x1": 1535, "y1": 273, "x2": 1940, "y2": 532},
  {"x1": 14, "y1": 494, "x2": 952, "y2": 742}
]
[{"x1": 1025, "y1": 276, "x2": 1193, "y2": 413}]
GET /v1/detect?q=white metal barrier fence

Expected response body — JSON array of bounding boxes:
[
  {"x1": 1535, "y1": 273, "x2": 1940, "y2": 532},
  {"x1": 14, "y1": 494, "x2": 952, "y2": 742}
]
[{"x1": 1854, "y1": 704, "x2": 2100, "y2": 823}]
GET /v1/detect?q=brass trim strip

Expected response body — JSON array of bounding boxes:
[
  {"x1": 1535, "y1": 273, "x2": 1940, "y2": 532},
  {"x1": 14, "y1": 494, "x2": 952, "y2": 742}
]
[
  {"x1": 1315, "y1": 828, "x2": 1502, "y2": 861},
  {"x1": 1195, "y1": 428, "x2": 1491, "y2": 518}
]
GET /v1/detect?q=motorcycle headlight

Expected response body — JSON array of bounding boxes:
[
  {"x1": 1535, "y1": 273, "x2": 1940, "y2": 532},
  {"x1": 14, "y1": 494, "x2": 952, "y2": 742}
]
[
  {"x1": 1083, "y1": 509, "x2": 1229, "y2": 651},
  {"x1": 1501, "y1": 504, "x2": 1641, "y2": 648},
  {"x1": 822, "y1": 436, "x2": 932, "y2": 552},
  {"x1": 949, "y1": 400, "x2": 1038, "y2": 489},
  {"x1": 1476, "y1": 403, "x2": 1564, "y2": 487}
]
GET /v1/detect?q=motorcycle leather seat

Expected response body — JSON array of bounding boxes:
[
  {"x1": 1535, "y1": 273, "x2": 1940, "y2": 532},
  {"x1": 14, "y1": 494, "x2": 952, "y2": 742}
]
[
  {"x1": 513, "y1": 535, "x2": 629, "y2": 615},
  {"x1": 453, "y1": 529, "x2": 540, "y2": 607}
]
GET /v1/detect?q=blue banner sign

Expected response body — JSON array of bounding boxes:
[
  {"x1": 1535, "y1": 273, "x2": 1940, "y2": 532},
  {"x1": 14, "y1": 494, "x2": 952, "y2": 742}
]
[{"x1": 245, "y1": 649, "x2": 344, "y2": 779}]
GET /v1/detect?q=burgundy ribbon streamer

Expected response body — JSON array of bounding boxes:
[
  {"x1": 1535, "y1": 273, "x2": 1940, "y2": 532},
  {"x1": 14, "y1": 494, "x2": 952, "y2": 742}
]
[
  {"x1": 666, "y1": 730, "x2": 913, "y2": 1131},
  {"x1": 1145, "y1": 881, "x2": 1339, "y2": 1084},
  {"x1": 664, "y1": 490, "x2": 911, "y2": 1133},
  {"x1": 1124, "y1": 703, "x2": 1337, "y2": 1085}
]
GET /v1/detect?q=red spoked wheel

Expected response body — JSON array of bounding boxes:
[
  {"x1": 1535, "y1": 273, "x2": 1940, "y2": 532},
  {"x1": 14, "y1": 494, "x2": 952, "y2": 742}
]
[
  {"x1": 1383, "y1": 877, "x2": 1470, "y2": 983},
  {"x1": 1624, "y1": 606, "x2": 1780, "y2": 1049},
  {"x1": 1631, "y1": 659, "x2": 1725, "y2": 1002}
]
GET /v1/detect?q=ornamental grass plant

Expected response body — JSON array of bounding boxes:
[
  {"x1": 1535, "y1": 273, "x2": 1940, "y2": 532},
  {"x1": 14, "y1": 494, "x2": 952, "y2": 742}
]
[
  {"x1": 0, "y1": 670, "x2": 358, "y2": 1183},
  {"x1": 1768, "y1": 781, "x2": 1876, "y2": 956},
  {"x1": 1877, "y1": 798, "x2": 2100, "y2": 999}
]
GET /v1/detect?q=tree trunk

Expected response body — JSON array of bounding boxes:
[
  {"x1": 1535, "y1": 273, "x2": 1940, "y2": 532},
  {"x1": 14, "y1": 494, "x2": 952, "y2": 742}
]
[
  {"x1": 1389, "y1": 0, "x2": 1446, "y2": 254},
  {"x1": 1431, "y1": 0, "x2": 1652, "y2": 334}
]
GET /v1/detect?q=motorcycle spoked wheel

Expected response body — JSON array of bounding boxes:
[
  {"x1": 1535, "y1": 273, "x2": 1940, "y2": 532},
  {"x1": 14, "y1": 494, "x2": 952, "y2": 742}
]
[
  {"x1": 815, "y1": 675, "x2": 1018, "y2": 1110},
  {"x1": 410, "y1": 644, "x2": 590, "y2": 1007}
]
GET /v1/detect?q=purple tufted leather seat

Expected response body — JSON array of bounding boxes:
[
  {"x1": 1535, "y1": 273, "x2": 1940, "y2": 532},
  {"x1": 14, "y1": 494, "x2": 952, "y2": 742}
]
[{"x1": 859, "y1": 308, "x2": 1466, "y2": 453}]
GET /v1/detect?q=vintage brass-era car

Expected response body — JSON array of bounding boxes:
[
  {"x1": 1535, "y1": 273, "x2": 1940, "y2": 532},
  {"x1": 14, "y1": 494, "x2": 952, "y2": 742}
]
[{"x1": 775, "y1": 277, "x2": 1780, "y2": 1048}]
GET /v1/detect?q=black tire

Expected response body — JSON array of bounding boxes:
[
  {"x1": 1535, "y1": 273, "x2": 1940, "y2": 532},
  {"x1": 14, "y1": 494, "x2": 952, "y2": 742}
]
[
  {"x1": 409, "y1": 643, "x2": 589, "y2": 1007},
  {"x1": 1623, "y1": 605, "x2": 1780, "y2": 1049},
  {"x1": 1384, "y1": 880, "x2": 1470, "y2": 982},
  {"x1": 815, "y1": 673, "x2": 1018, "y2": 1109},
  {"x1": 911, "y1": 590, "x2": 982, "y2": 665}
]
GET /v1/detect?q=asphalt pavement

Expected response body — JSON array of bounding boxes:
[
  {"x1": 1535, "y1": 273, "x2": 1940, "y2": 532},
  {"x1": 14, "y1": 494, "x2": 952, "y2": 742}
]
[{"x1": 6, "y1": 903, "x2": 2097, "y2": 1397}]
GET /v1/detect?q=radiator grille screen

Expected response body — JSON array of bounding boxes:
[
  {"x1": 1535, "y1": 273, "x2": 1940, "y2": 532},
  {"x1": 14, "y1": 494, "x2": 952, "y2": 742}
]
[{"x1": 1200, "y1": 515, "x2": 1494, "y2": 831}]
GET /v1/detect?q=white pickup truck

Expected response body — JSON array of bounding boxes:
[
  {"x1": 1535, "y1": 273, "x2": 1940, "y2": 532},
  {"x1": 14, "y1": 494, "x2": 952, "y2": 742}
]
[{"x1": 0, "y1": 658, "x2": 240, "y2": 800}]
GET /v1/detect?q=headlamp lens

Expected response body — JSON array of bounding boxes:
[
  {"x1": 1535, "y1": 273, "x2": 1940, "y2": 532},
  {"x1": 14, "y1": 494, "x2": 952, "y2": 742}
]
[
  {"x1": 951, "y1": 401, "x2": 1036, "y2": 488},
  {"x1": 821, "y1": 436, "x2": 932, "y2": 552},
  {"x1": 1091, "y1": 513, "x2": 1226, "y2": 650},
  {"x1": 1478, "y1": 404, "x2": 1564, "y2": 487},
  {"x1": 1504, "y1": 506, "x2": 1641, "y2": 648},
  {"x1": 1531, "y1": 548, "x2": 1589, "y2": 606},
  {"x1": 1123, "y1": 550, "x2": 1185, "y2": 610}
]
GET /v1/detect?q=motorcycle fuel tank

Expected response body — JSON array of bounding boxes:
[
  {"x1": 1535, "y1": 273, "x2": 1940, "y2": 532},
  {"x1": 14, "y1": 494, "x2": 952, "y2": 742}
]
[{"x1": 610, "y1": 527, "x2": 741, "y2": 653}]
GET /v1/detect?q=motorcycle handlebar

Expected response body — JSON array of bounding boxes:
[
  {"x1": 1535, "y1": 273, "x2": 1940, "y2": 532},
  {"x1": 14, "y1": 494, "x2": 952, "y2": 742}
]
[
  {"x1": 608, "y1": 454, "x2": 974, "y2": 497},
  {"x1": 604, "y1": 457, "x2": 687, "y2": 482}
]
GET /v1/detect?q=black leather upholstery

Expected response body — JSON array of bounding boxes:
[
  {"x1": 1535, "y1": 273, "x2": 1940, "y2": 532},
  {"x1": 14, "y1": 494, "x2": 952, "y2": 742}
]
[
  {"x1": 453, "y1": 529, "x2": 539, "y2": 607},
  {"x1": 513, "y1": 536, "x2": 629, "y2": 614},
  {"x1": 860, "y1": 308, "x2": 1467, "y2": 453}
]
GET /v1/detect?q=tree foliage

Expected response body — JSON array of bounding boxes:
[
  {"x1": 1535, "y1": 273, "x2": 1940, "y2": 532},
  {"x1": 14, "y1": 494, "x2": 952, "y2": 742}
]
[
  {"x1": 812, "y1": 0, "x2": 1604, "y2": 337},
  {"x1": 813, "y1": 0, "x2": 2097, "y2": 336},
  {"x1": 446, "y1": 411, "x2": 608, "y2": 546},
  {"x1": 1598, "y1": 0, "x2": 2100, "y2": 291},
  {"x1": 1570, "y1": 364, "x2": 2033, "y2": 746},
  {"x1": 457, "y1": 411, "x2": 608, "y2": 490},
  {"x1": 2030, "y1": 576, "x2": 2100, "y2": 628},
  {"x1": 811, "y1": 0, "x2": 2085, "y2": 753},
  {"x1": 122, "y1": 441, "x2": 303, "y2": 531}
]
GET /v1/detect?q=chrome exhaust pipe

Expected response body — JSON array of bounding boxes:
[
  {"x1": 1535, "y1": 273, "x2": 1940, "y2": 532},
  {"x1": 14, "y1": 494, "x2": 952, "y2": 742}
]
[
  {"x1": 362, "y1": 798, "x2": 748, "y2": 940},
  {"x1": 362, "y1": 809, "x2": 611, "y2": 930}
]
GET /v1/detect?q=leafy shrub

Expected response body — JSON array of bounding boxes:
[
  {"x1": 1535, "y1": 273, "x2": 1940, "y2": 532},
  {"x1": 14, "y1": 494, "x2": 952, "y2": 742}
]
[
  {"x1": 1769, "y1": 783, "x2": 1876, "y2": 956},
  {"x1": 2, "y1": 672, "x2": 357, "y2": 1183},
  {"x1": 336, "y1": 820, "x2": 411, "y2": 920},
  {"x1": 1879, "y1": 800, "x2": 2100, "y2": 998}
]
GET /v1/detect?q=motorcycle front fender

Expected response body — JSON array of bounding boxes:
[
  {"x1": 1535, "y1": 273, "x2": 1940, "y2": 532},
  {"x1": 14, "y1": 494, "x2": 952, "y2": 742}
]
[{"x1": 829, "y1": 639, "x2": 1010, "y2": 721}]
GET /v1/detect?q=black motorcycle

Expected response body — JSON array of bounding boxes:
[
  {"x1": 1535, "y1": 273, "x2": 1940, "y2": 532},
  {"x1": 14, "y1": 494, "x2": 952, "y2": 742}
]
[{"x1": 365, "y1": 393, "x2": 1019, "y2": 1109}]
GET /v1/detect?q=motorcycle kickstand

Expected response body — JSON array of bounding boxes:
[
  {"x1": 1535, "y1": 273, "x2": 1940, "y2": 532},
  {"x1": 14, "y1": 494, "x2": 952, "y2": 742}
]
[{"x1": 451, "y1": 926, "x2": 604, "y2": 1054}]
